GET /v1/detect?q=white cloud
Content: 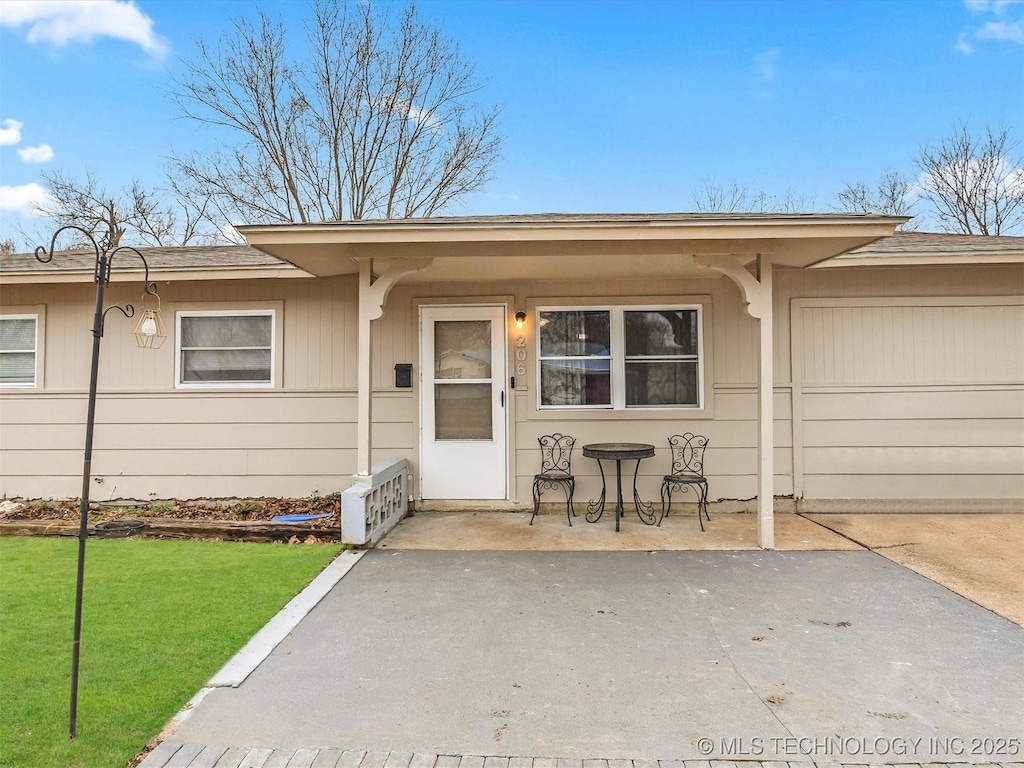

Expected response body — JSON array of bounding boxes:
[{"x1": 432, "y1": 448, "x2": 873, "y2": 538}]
[
  {"x1": 17, "y1": 144, "x2": 54, "y2": 163},
  {"x1": 956, "y1": 31, "x2": 976, "y2": 53},
  {"x1": 753, "y1": 48, "x2": 781, "y2": 82},
  {"x1": 0, "y1": 118, "x2": 23, "y2": 145},
  {"x1": 977, "y1": 19, "x2": 1024, "y2": 41},
  {"x1": 0, "y1": 183, "x2": 51, "y2": 215},
  {"x1": 958, "y1": 0, "x2": 1024, "y2": 52},
  {"x1": 965, "y1": 0, "x2": 1024, "y2": 11},
  {"x1": 911, "y1": 156, "x2": 1024, "y2": 205},
  {"x1": 992, "y1": 0, "x2": 1024, "y2": 13},
  {"x1": 484, "y1": 192, "x2": 522, "y2": 202},
  {"x1": 0, "y1": 0, "x2": 169, "y2": 58},
  {"x1": 218, "y1": 224, "x2": 246, "y2": 244}
]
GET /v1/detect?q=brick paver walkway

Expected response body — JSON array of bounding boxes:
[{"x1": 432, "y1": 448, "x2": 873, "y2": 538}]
[{"x1": 137, "y1": 745, "x2": 1024, "y2": 768}]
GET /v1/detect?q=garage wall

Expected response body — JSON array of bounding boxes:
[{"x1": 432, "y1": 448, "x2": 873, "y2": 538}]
[{"x1": 790, "y1": 295, "x2": 1024, "y2": 503}]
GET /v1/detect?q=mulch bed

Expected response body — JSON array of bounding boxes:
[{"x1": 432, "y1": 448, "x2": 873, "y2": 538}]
[{"x1": 0, "y1": 496, "x2": 343, "y2": 543}]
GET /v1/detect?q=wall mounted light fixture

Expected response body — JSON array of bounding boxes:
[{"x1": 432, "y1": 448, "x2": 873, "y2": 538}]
[{"x1": 515, "y1": 310, "x2": 527, "y2": 329}]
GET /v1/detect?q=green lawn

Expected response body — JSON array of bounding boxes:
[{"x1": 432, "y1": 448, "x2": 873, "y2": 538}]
[{"x1": 0, "y1": 536, "x2": 345, "y2": 768}]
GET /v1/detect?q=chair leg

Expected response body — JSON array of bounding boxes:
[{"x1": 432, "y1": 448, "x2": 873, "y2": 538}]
[
  {"x1": 564, "y1": 480, "x2": 573, "y2": 527},
  {"x1": 530, "y1": 479, "x2": 540, "y2": 525},
  {"x1": 700, "y1": 481, "x2": 710, "y2": 523},
  {"x1": 658, "y1": 481, "x2": 670, "y2": 526},
  {"x1": 697, "y1": 482, "x2": 708, "y2": 532}
]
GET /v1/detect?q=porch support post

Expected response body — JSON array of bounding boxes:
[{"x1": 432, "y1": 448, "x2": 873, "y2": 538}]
[
  {"x1": 356, "y1": 259, "x2": 374, "y2": 477},
  {"x1": 755, "y1": 254, "x2": 775, "y2": 550},
  {"x1": 354, "y1": 257, "x2": 433, "y2": 477},
  {"x1": 694, "y1": 252, "x2": 775, "y2": 549}
]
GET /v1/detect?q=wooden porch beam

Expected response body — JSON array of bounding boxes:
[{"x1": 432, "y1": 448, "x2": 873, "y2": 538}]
[
  {"x1": 695, "y1": 253, "x2": 776, "y2": 549},
  {"x1": 355, "y1": 257, "x2": 433, "y2": 477}
]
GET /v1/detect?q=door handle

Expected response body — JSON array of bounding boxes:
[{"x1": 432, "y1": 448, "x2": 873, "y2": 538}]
[{"x1": 501, "y1": 390, "x2": 505, "y2": 407}]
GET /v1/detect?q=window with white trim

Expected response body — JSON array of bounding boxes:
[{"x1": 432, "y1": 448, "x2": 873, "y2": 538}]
[
  {"x1": 537, "y1": 306, "x2": 702, "y2": 409},
  {"x1": 0, "y1": 315, "x2": 38, "y2": 387},
  {"x1": 176, "y1": 310, "x2": 275, "y2": 386}
]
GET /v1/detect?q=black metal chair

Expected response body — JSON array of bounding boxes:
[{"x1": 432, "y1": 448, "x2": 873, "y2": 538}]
[
  {"x1": 659, "y1": 433, "x2": 710, "y2": 530},
  {"x1": 531, "y1": 433, "x2": 576, "y2": 526}
]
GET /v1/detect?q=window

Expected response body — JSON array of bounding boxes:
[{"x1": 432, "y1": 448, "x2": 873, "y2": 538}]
[
  {"x1": 538, "y1": 306, "x2": 701, "y2": 409},
  {"x1": 0, "y1": 315, "x2": 37, "y2": 387},
  {"x1": 176, "y1": 310, "x2": 275, "y2": 386}
]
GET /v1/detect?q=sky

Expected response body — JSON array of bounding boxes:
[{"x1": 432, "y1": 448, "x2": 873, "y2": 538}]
[{"x1": 0, "y1": 0, "x2": 1022, "y2": 244}]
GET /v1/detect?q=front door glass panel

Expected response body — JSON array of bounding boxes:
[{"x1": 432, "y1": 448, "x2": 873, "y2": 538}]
[{"x1": 433, "y1": 319, "x2": 493, "y2": 440}]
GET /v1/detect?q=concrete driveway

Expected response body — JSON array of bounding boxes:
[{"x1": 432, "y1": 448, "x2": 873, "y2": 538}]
[
  {"x1": 805, "y1": 513, "x2": 1024, "y2": 626},
  {"x1": 382, "y1": 511, "x2": 1024, "y2": 627},
  {"x1": 159, "y1": 542, "x2": 1024, "y2": 766}
]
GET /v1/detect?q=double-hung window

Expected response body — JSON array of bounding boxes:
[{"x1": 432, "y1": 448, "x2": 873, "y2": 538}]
[
  {"x1": 176, "y1": 310, "x2": 275, "y2": 386},
  {"x1": 538, "y1": 306, "x2": 702, "y2": 409},
  {"x1": 0, "y1": 315, "x2": 38, "y2": 387}
]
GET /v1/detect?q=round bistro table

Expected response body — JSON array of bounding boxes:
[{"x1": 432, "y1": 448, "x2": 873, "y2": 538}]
[{"x1": 582, "y1": 442, "x2": 657, "y2": 531}]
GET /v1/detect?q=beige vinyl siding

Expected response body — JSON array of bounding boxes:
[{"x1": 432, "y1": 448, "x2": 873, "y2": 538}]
[
  {"x1": 512, "y1": 389, "x2": 794, "y2": 505},
  {"x1": 398, "y1": 278, "x2": 781, "y2": 503},
  {"x1": 0, "y1": 277, "x2": 362, "y2": 392},
  {"x1": 1, "y1": 262, "x2": 1022, "y2": 506},
  {"x1": 0, "y1": 391, "x2": 415, "y2": 499}
]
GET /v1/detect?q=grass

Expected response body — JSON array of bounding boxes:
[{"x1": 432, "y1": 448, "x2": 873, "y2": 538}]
[{"x1": 0, "y1": 536, "x2": 345, "y2": 768}]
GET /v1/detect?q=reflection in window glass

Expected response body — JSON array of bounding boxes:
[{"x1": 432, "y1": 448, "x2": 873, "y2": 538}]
[
  {"x1": 537, "y1": 306, "x2": 701, "y2": 409},
  {"x1": 624, "y1": 309, "x2": 699, "y2": 407},
  {"x1": 179, "y1": 313, "x2": 273, "y2": 384},
  {"x1": 539, "y1": 311, "x2": 610, "y2": 357},
  {"x1": 625, "y1": 361, "x2": 698, "y2": 406},
  {"x1": 624, "y1": 310, "x2": 698, "y2": 356},
  {"x1": 540, "y1": 359, "x2": 611, "y2": 407},
  {"x1": 0, "y1": 316, "x2": 36, "y2": 386},
  {"x1": 435, "y1": 382, "x2": 493, "y2": 439},
  {"x1": 434, "y1": 320, "x2": 491, "y2": 379},
  {"x1": 538, "y1": 310, "x2": 612, "y2": 407}
]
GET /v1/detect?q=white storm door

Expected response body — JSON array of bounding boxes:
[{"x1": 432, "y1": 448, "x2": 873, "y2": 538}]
[{"x1": 420, "y1": 306, "x2": 507, "y2": 499}]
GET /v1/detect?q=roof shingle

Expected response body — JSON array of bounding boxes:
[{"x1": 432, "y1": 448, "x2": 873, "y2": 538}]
[{"x1": 1, "y1": 244, "x2": 291, "y2": 274}]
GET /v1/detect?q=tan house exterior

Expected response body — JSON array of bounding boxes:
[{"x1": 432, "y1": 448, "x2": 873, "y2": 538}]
[{"x1": 2, "y1": 215, "x2": 1022, "y2": 547}]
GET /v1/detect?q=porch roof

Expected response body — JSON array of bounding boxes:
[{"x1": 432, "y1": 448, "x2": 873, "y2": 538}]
[{"x1": 236, "y1": 212, "x2": 907, "y2": 281}]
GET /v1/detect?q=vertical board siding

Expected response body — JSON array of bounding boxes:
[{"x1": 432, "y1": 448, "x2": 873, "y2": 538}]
[
  {"x1": 800, "y1": 303, "x2": 1024, "y2": 385},
  {"x1": 791, "y1": 286, "x2": 1024, "y2": 501}
]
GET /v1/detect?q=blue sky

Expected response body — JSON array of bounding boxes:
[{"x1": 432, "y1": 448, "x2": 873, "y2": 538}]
[{"x1": 0, "y1": 0, "x2": 1021, "y2": 242}]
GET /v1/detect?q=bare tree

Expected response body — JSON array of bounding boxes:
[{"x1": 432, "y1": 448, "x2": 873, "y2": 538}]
[
  {"x1": 170, "y1": 0, "x2": 501, "y2": 224},
  {"x1": 835, "y1": 168, "x2": 916, "y2": 230},
  {"x1": 914, "y1": 122, "x2": 1024, "y2": 235},
  {"x1": 25, "y1": 169, "x2": 220, "y2": 248},
  {"x1": 690, "y1": 177, "x2": 814, "y2": 213}
]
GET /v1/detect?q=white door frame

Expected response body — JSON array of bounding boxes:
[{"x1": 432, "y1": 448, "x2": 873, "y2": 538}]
[{"x1": 419, "y1": 304, "x2": 509, "y2": 500}]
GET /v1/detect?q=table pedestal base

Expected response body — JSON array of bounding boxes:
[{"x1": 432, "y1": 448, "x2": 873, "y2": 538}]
[{"x1": 583, "y1": 443, "x2": 657, "y2": 531}]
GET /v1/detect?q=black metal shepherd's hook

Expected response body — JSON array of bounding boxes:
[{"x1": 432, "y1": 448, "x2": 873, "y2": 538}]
[{"x1": 35, "y1": 225, "x2": 157, "y2": 740}]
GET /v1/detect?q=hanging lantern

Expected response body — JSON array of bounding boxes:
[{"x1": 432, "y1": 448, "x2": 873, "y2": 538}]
[{"x1": 131, "y1": 293, "x2": 166, "y2": 349}]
